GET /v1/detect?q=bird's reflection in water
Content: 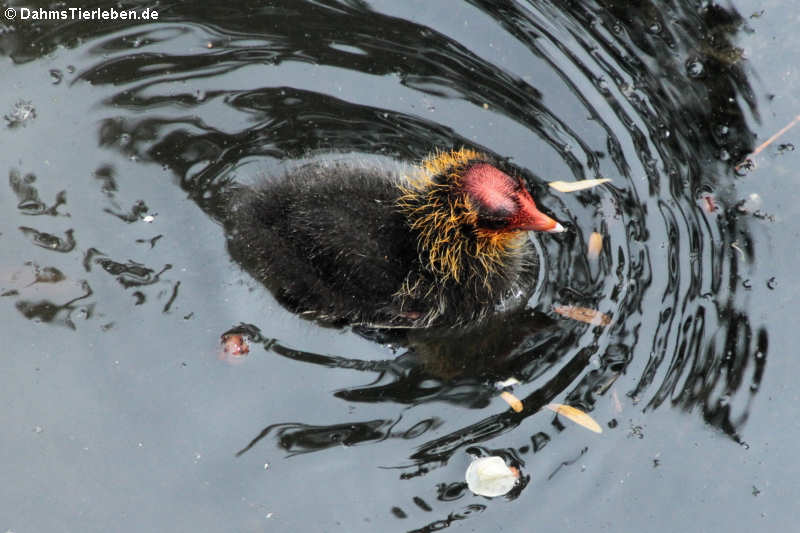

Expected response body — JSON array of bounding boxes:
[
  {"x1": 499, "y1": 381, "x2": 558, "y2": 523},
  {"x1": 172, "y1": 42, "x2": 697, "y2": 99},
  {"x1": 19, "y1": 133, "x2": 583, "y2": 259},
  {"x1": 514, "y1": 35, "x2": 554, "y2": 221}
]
[{"x1": 231, "y1": 307, "x2": 599, "y2": 461}]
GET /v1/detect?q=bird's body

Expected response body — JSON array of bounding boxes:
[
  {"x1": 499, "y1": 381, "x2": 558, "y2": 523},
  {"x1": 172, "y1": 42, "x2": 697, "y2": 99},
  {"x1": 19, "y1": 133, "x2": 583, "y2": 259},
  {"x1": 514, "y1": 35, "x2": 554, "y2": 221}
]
[{"x1": 225, "y1": 149, "x2": 562, "y2": 328}]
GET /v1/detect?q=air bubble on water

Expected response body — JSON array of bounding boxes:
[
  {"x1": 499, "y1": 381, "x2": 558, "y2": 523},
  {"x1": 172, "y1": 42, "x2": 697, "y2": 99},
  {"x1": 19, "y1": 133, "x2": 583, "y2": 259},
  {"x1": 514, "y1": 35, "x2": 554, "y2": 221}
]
[
  {"x1": 738, "y1": 193, "x2": 762, "y2": 213},
  {"x1": 686, "y1": 59, "x2": 705, "y2": 78},
  {"x1": 620, "y1": 83, "x2": 634, "y2": 97},
  {"x1": 766, "y1": 277, "x2": 777, "y2": 289}
]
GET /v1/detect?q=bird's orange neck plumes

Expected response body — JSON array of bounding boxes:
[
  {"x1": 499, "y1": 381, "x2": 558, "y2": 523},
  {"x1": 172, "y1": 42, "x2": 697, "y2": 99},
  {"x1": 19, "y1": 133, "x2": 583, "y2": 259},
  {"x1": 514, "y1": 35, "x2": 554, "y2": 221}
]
[{"x1": 397, "y1": 148, "x2": 555, "y2": 285}]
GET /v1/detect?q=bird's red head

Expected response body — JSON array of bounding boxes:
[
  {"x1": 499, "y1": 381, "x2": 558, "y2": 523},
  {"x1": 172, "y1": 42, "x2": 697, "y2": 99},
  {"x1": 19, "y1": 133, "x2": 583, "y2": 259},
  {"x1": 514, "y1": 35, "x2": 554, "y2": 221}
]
[
  {"x1": 460, "y1": 163, "x2": 564, "y2": 234},
  {"x1": 397, "y1": 148, "x2": 564, "y2": 282}
]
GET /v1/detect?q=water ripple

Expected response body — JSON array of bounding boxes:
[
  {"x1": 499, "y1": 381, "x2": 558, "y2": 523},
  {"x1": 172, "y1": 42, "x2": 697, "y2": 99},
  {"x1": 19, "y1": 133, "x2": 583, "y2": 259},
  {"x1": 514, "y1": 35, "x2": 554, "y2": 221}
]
[{"x1": 2, "y1": 0, "x2": 769, "y2": 511}]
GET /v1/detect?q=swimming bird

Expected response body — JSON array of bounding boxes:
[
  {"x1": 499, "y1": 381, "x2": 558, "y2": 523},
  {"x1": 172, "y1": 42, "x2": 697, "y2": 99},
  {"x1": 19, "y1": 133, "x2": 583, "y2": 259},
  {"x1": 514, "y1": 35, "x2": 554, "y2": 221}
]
[{"x1": 225, "y1": 148, "x2": 564, "y2": 328}]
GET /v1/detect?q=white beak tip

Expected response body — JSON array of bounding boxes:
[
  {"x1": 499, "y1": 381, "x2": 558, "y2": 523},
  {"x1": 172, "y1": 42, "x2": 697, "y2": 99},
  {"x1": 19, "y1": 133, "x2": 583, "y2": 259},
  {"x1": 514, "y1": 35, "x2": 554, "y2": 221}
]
[{"x1": 547, "y1": 222, "x2": 566, "y2": 233}]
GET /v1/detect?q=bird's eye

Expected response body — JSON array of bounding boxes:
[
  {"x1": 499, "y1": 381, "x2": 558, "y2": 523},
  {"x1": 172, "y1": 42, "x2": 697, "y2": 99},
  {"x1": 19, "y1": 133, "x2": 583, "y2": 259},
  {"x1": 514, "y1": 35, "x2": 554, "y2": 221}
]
[
  {"x1": 476, "y1": 199, "x2": 515, "y2": 230},
  {"x1": 477, "y1": 216, "x2": 510, "y2": 230},
  {"x1": 474, "y1": 195, "x2": 515, "y2": 230}
]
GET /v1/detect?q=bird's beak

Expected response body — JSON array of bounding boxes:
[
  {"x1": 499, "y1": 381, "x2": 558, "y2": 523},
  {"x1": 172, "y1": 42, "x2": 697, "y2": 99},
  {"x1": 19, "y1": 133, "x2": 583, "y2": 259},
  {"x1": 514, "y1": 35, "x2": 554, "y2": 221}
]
[
  {"x1": 515, "y1": 190, "x2": 566, "y2": 233},
  {"x1": 545, "y1": 221, "x2": 566, "y2": 233}
]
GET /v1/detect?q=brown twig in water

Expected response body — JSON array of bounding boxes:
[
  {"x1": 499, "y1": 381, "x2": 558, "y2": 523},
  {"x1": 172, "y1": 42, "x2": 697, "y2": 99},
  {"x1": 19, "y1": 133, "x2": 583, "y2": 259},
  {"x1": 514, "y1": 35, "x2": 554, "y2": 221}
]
[{"x1": 736, "y1": 114, "x2": 800, "y2": 170}]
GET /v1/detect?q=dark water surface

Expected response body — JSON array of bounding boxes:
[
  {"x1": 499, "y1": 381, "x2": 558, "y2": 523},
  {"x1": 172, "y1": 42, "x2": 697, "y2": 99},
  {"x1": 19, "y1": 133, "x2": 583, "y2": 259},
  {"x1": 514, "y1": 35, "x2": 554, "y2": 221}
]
[{"x1": 1, "y1": 1, "x2": 796, "y2": 531}]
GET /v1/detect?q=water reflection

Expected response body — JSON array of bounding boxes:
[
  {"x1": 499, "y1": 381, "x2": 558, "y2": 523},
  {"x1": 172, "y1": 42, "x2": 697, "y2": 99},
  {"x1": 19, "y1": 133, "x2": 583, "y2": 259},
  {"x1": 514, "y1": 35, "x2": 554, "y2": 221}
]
[{"x1": 2, "y1": 0, "x2": 770, "y2": 526}]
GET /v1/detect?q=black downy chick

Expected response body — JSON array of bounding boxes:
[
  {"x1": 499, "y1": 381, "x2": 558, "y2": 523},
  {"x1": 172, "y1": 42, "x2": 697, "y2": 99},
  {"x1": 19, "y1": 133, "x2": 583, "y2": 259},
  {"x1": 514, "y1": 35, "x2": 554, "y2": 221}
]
[{"x1": 225, "y1": 148, "x2": 564, "y2": 328}]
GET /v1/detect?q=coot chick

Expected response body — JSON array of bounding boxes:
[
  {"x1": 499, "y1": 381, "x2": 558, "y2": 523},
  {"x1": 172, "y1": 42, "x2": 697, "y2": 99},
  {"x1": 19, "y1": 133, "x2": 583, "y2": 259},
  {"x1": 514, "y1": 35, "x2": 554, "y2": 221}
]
[{"x1": 225, "y1": 148, "x2": 564, "y2": 328}]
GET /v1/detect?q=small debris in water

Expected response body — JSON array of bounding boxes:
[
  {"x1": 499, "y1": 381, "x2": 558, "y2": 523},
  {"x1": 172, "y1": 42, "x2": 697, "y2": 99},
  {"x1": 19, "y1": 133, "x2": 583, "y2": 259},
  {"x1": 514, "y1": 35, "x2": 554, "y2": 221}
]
[
  {"x1": 465, "y1": 456, "x2": 519, "y2": 497},
  {"x1": 587, "y1": 232, "x2": 603, "y2": 259},
  {"x1": 545, "y1": 404, "x2": 602, "y2": 433},
  {"x1": 391, "y1": 507, "x2": 407, "y2": 519},
  {"x1": 219, "y1": 333, "x2": 250, "y2": 364},
  {"x1": 735, "y1": 113, "x2": 800, "y2": 170},
  {"x1": 49, "y1": 69, "x2": 64, "y2": 85},
  {"x1": 628, "y1": 422, "x2": 645, "y2": 439},
  {"x1": 767, "y1": 277, "x2": 777, "y2": 289},
  {"x1": 553, "y1": 305, "x2": 611, "y2": 326},
  {"x1": 499, "y1": 391, "x2": 523, "y2": 413},
  {"x1": 549, "y1": 178, "x2": 610, "y2": 192},
  {"x1": 222, "y1": 334, "x2": 249, "y2": 356},
  {"x1": 4, "y1": 100, "x2": 36, "y2": 128},
  {"x1": 612, "y1": 389, "x2": 623, "y2": 414},
  {"x1": 701, "y1": 195, "x2": 717, "y2": 213},
  {"x1": 495, "y1": 377, "x2": 520, "y2": 388},
  {"x1": 27, "y1": 264, "x2": 65, "y2": 284}
]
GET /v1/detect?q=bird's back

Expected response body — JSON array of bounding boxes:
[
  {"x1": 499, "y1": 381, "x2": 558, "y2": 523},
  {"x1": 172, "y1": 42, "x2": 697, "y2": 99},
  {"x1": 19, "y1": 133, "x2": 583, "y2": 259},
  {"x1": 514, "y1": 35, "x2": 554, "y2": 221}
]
[{"x1": 225, "y1": 160, "x2": 418, "y2": 325}]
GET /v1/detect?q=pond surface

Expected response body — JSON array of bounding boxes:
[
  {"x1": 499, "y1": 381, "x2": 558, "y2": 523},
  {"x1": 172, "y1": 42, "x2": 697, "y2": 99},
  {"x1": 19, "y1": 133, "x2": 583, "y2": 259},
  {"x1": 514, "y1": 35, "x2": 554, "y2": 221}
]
[{"x1": 1, "y1": 1, "x2": 796, "y2": 531}]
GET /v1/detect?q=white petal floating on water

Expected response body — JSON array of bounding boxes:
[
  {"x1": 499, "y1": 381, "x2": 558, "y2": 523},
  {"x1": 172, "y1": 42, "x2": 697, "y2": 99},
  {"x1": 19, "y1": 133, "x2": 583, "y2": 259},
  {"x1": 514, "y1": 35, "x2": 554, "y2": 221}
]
[
  {"x1": 465, "y1": 456, "x2": 518, "y2": 497},
  {"x1": 548, "y1": 178, "x2": 611, "y2": 192},
  {"x1": 545, "y1": 403, "x2": 603, "y2": 434}
]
